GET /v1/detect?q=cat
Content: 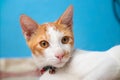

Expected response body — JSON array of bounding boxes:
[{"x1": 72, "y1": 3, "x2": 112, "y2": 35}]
[{"x1": 20, "y1": 5, "x2": 120, "y2": 80}]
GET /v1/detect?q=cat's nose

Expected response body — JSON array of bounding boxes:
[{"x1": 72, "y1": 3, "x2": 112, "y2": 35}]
[{"x1": 55, "y1": 53, "x2": 64, "y2": 60}]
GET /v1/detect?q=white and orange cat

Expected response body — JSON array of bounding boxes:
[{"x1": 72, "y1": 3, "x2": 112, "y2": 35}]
[{"x1": 20, "y1": 6, "x2": 120, "y2": 80}]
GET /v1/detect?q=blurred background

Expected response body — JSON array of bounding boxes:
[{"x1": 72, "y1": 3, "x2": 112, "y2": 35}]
[{"x1": 0, "y1": 0, "x2": 120, "y2": 58}]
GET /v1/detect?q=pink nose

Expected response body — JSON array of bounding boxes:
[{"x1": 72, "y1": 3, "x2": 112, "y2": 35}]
[{"x1": 55, "y1": 53, "x2": 64, "y2": 60}]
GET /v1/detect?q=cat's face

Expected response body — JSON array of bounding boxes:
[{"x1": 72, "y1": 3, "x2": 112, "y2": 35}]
[{"x1": 20, "y1": 6, "x2": 73, "y2": 68}]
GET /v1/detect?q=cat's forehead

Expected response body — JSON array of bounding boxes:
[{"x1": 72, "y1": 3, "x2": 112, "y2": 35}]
[
  {"x1": 40, "y1": 23, "x2": 64, "y2": 40},
  {"x1": 45, "y1": 23, "x2": 63, "y2": 35},
  {"x1": 40, "y1": 23, "x2": 65, "y2": 30},
  {"x1": 40, "y1": 23, "x2": 72, "y2": 36}
]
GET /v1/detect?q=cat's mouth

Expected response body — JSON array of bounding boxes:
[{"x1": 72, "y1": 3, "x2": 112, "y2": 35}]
[
  {"x1": 55, "y1": 60, "x2": 65, "y2": 66},
  {"x1": 57, "y1": 61, "x2": 64, "y2": 64},
  {"x1": 52, "y1": 58, "x2": 70, "y2": 68}
]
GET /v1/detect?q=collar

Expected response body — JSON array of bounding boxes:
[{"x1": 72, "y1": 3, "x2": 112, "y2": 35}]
[{"x1": 39, "y1": 66, "x2": 56, "y2": 75}]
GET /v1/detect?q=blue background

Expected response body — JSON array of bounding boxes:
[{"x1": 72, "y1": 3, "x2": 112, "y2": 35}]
[{"x1": 0, "y1": 0, "x2": 120, "y2": 58}]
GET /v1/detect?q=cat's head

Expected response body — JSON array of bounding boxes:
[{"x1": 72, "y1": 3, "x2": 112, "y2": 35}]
[{"x1": 20, "y1": 6, "x2": 74, "y2": 68}]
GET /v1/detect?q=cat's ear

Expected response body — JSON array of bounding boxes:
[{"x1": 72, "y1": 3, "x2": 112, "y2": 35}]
[
  {"x1": 20, "y1": 14, "x2": 38, "y2": 40},
  {"x1": 56, "y1": 5, "x2": 73, "y2": 28}
]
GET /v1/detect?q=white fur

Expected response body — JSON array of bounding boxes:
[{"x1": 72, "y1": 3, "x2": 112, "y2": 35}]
[{"x1": 39, "y1": 45, "x2": 120, "y2": 80}]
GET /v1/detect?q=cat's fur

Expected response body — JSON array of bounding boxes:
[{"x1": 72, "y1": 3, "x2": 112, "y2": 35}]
[{"x1": 20, "y1": 6, "x2": 120, "y2": 80}]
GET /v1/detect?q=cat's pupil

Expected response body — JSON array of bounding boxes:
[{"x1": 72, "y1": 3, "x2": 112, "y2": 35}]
[
  {"x1": 64, "y1": 38, "x2": 67, "y2": 41},
  {"x1": 42, "y1": 42, "x2": 46, "y2": 46}
]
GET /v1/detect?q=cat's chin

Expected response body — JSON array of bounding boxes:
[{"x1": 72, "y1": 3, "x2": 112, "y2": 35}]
[
  {"x1": 53, "y1": 57, "x2": 71, "y2": 68},
  {"x1": 53, "y1": 61, "x2": 67, "y2": 68}
]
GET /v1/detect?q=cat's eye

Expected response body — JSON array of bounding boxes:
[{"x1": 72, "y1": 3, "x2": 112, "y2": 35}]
[
  {"x1": 61, "y1": 36, "x2": 69, "y2": 44},
  {"x1": 39, "y1": 40, "x2": 49, "y2": 48}
]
